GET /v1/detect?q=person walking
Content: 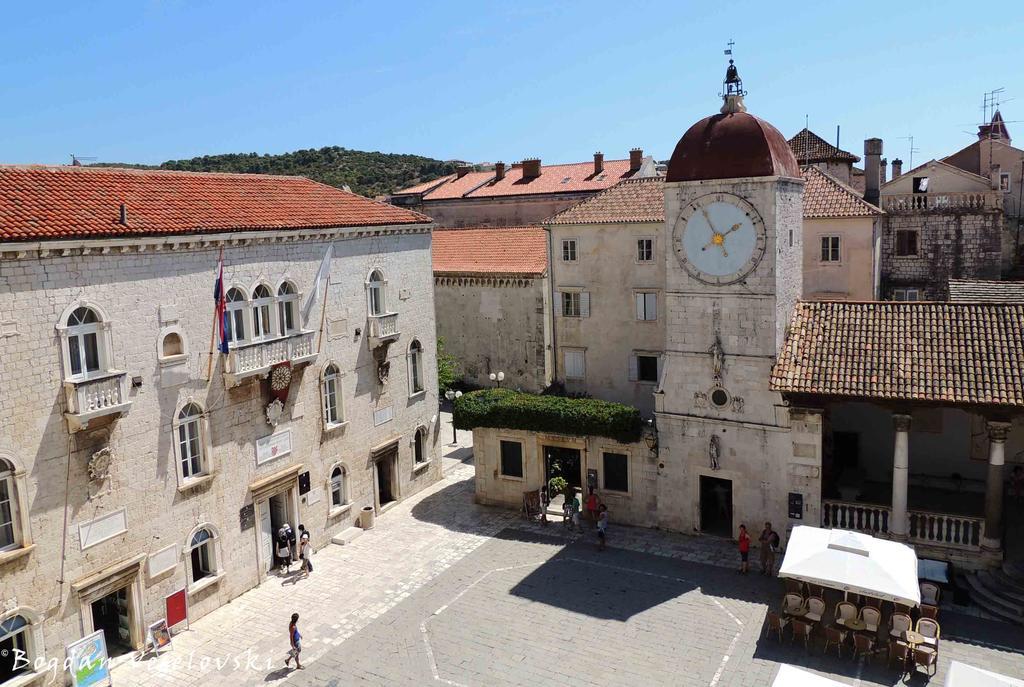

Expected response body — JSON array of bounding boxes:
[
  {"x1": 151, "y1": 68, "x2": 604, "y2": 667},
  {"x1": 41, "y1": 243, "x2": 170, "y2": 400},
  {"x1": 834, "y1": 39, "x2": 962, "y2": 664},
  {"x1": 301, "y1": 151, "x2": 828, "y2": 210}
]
[
  {"x1": 276, "y1": 525, "x2": 292, "y2": 575},
  {"x1": 737, "y1": 524, "x2": 750, "y2": 574},
  {"x1": 596, "y1": 504, "x2": 608, "y2": 551},
  {"x1": 759, "y1": 522, "x2": 779, "y2": 576},
  {"x1": 284, "y1": 613, "x2": 303, "y2": 670},
  {"x1": 570, "y1": 489, "x2": 582, "y2": 533},
  {"x1": 585, "y1": 490, "x2": 599, "y2": 528},
  {"x1": 298, "y1": 524, "x2": 312, "y2": 577},
  {"x1": 540, "y1": 485, "x2": 550, "y2": 526}
]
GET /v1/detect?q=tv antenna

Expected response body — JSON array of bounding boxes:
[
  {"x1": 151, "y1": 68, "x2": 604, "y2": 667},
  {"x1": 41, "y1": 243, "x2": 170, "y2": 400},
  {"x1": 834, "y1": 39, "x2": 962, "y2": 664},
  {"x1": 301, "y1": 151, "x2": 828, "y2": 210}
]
[
  {"x1": 70, "y1": 154, "x2": 97, "y2": 167},
  {"x1": 898, "y1": 136, "x2": 920, "y2": 170}
]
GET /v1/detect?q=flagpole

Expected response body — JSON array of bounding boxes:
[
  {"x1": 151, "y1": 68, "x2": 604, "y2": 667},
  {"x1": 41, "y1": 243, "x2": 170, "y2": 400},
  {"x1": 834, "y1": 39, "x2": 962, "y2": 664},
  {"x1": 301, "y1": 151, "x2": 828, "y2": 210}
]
[
  {"x1": 205, "y1": 247, "x2": 223, "y2": 381},
  {"x1": 316, "y1": 273, "x2": 330, "y2": 354}
]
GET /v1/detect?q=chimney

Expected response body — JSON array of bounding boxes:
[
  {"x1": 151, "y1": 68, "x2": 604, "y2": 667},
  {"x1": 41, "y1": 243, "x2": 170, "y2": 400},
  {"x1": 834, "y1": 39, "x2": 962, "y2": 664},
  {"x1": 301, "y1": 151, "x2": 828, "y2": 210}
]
[
  {"x1": 629, "y1": 148, "x2": 643, "y2": 172},
  {"x1": 494, "y1": 161, "x2": 505, "y2": 181},
  {"x1": 863, "y1": 138, "x2": 883, "y2": 206},
  {"x1": 522, "y1": 158, "x2": 541, "y2": 180},
  {"x1": 455, "y1": 164, "x2": 473, "y2": 179},
  {"x1": 891, "y1": 158, "x2": 903, "y2": 179},
  {"x1": 880, "y1": 158, "x2": 888, "y2": 185},
  {"x1": 119, "y1": 203, "x2": 128, "y2": 226},
  {"x1": 593, "y1": 152, "x2": 604, "y2": 175}
]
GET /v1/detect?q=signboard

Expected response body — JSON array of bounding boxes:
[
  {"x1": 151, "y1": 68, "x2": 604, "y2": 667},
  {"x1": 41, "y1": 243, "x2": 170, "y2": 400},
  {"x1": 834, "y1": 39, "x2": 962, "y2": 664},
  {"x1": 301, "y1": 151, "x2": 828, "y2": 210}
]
[
  {"x1": 373, "y1": 406, "x2": 393, "y2": 426},
  {"x1": 67, "y1": 630, "x2": 111, "y2": 687},
  {"x1": 306, "y1": 487, "x2": 322, "y2": 506},
  {"x1": 256, "y1": 429, "x2": 292, "y2": 465},
  {"x1": 298, "y1": 471, "x2": 311, "y2": 495},
  {"x1": 788, "y1": 492, "x2": 804, "y2": 520},
  {"x1": 147, "y1": 544, "x2": 178, "y2": 578},
  {"x1": 79, "y1": 508, "x2": 128, "y2": 550},
  {"x1": 238, "y1": 503, "x2": 255, "y2": 531},
  {"x1": 166, "y1": 589, "x2": 188, "y2": 629},
  {"x1": 148, "y1": 619, "x2": 172, "y2": 652}
]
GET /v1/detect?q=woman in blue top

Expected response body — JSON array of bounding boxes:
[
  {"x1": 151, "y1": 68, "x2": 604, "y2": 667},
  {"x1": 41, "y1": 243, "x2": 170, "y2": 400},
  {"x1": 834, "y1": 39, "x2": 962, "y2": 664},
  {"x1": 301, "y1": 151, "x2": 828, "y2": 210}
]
[{"x1": 285, "y1": 613, "x2": 303, "y2": 670}]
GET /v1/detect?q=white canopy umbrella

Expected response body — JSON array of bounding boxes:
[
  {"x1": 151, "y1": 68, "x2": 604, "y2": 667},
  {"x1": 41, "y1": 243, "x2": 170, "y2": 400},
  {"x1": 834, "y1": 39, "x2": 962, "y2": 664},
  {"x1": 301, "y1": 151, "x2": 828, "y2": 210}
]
[
  {"x1": 771, "y1": 664, "x2": 848, "y2": 686},
  {"x1": 947, "y1": 661, "x2": 1024, "y2": 687},
  {"x1": 778, "y1": 526, "x2": 921, "y2": 607}
]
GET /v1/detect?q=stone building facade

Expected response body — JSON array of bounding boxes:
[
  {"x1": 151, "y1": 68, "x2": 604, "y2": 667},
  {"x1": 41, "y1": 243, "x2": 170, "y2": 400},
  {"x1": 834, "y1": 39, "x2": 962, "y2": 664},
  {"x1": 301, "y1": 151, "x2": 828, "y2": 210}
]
[{"x1": 0, "y1": 167, "x2": 440, "y2": 684}]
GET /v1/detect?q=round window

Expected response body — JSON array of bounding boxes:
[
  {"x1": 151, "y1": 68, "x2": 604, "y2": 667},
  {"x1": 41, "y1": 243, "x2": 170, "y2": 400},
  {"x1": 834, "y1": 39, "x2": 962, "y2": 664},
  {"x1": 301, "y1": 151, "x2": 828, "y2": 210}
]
[{"x1": 710, "y1": 388, "x2": 729, "y2": 407}]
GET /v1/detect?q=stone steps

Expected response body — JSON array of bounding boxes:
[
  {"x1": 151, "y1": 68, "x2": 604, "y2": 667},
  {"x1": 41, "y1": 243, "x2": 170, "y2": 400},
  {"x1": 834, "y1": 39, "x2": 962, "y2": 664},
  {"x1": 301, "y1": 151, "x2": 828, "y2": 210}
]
[
  {"x1": 331, "y1": 527, "x2": 364, "y2": 546},
  {"x1": 964, "y1": 568, "x2": 1024, "y2": 626}
]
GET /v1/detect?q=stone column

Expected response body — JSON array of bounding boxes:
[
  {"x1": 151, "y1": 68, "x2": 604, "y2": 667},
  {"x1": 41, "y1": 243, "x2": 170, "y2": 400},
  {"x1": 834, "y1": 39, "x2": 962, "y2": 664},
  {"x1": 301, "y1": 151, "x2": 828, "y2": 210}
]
[
  {"x1": 982, "y1": 421, "x2": 1011, "y2": 551},
  {"x1": 890, "y1": 414, "x2": 912, "y2": 538}
]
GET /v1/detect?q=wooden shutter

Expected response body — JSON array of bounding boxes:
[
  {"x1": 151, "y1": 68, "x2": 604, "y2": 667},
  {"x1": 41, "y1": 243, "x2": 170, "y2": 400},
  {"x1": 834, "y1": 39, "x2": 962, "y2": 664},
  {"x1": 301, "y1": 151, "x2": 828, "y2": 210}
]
[
  {"x1": 628, "y1": 353, "x2": 638, "y2": 381},
  {"x1": 554, "y1": 291, "x2": 563, "y2": 316},
  {"x1": 580, "y1": 292, "x2": 590, "y2": 318},
  {"x1": 648, "y1": 293, "x2": 657, "y2": 320},
  {"x1": 635, "y1": 293, "x2": 644, "y2": 320}
]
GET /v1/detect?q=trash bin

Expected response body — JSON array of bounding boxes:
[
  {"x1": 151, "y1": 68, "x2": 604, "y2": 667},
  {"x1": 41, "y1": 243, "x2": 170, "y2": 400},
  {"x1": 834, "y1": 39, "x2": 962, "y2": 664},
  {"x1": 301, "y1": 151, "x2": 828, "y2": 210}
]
[{"x1": 359, "y1": 505, "x2": 375, "y2": 530}]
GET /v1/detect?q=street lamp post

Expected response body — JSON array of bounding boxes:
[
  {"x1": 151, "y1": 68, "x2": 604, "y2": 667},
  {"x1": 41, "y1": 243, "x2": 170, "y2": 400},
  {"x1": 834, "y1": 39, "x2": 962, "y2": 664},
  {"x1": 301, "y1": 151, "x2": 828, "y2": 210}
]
[
  {"x1": 489, "y1": 371, "x2": 505, "y2": 387},
  {"x1": 444, "y1": 389, "x2": 462, "y2": 445}
]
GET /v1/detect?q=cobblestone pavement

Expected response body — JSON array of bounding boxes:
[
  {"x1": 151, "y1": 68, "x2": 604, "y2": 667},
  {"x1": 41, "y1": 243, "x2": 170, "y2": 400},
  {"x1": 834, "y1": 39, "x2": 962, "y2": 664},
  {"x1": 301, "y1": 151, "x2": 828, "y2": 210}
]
[{"x1": 113, "y1": 412, "x2": 1024, "y2": 686}]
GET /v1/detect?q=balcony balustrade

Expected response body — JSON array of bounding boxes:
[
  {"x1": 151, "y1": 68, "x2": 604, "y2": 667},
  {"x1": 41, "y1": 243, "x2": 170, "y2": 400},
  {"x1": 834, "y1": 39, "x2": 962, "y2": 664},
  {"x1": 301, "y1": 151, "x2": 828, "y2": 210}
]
[
  {"x1": 224, "y1": 331, "x2": 316, "y2": 387},
  {"x1": 64, "y1": 370, "x2": 132, "y2": 432},
  {"x1": 822, "y1": 499, "x2": 982, "y2": 553},
  {"x1": 881, "y1": 191, "x2": 1002, "y2": 214}
]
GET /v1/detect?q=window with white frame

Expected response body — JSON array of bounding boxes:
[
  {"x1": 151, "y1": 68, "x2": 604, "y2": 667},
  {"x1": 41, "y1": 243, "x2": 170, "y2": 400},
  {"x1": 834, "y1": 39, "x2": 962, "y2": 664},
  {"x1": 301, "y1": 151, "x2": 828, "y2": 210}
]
[
  {"x1": 225, "y1": 288, "x2": 247, "y2": 345},
  {"x1": 322, "y1": 364, "x2": 343, "y2": 426},
  {"x1": 277, "y1": 281, "x2": 298, "y2": 335},
  {"x1": 65, "y1": 306, "x2": 103, "y2": 378},
  {"x1": 251, "y1": 284, "x2": 274, "y2": 340},
  {"x1": 0, "y1": 613, "x2": 36, "y2": 682},
  {"x1": 185, "y1": 527, "x2": 218, "y2": 587},
  {"x1": 892, "y1": 287, "x2": 920, "y2": 302},
  {"x1": 408, "y1": 340, "x2": 424, "y2": 395},
  {"x1": 0, "y1": 460, "x2": 19, "y2": 552},
  {"x1": 635, "y1": 292, "x2": 657, "y2": 321},
  {"x1": 175, "y1": 403, "x2": 207, "y2": 481},
  {"x1": 367, "y1": 270, "x2": 386, "y2": 316},
  {"x1": 563, "y1": 349, "x2": 585, "y2": 380},
  {"x1": 561, "y1": 239, "x2": 578, "y2": 262},
  {"x1": 558, "y1": 291, "x2": 589, "y2": 318},
  {"x1": 329, "y1": 465, "x2": 347, "y2": 509},
  {"x1": 820, "y1": 236, "x2": 841, "y2": 262},
  {"x1": 414, "y1": 427, "x2": 427, "y2": 464},
  {"x1": 636, "y1": 238, "x2": 654, "y2": 262},
  {"x1": 629, "y1": 352, "x2": 661, "y2": 383},
  {"x1": 1000, "y1": 172, "x2": 1011, "y2": 192}
]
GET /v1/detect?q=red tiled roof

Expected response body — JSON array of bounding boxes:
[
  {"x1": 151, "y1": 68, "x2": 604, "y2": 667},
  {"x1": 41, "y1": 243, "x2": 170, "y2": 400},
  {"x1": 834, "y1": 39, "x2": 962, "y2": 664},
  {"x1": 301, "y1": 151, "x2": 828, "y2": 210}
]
[
  {"x1": 410, "y1": 170, "x2": 495, "y2": 200},
  {"x1": 948, "y1": 279, "x2": 1024, "y2": 303},
  {"x1": 771, "y1": 301, "x2": 1024, "y2": 407},
  {"x1": 546, "y1": 177, "x2": 664, "y2": 225},
  {"x1": 788, "y1": 128, "x2": 860, "y2": 164},
  {"x1": 432, "y1": 226, "x2": 548, "y2": 276},
  {"x1": 802, "y1": 167, "x2": 882, "y2": 218},
  {"x1": 0, "y1": 165, "x2": 429, "y2": 242}
]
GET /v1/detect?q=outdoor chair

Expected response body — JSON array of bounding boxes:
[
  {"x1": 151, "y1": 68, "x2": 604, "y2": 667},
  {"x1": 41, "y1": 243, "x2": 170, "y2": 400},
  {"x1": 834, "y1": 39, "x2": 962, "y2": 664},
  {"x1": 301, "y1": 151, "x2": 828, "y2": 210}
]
[
  {"x1": 916, "y1": 617, "x2": 940, "y2": 649},
  {"x1": 823, "y1": 625, "x2": 848, "y2": 657},
  {"x1": 834, "y1": 601, "x2": 857, "y2": 627},
  {"x1": 889, "y1": 612, "x2": 912, "y2": 639},
  {"x1": 852, "y1": 632, "x2": 875, "y2": 661},
  {"x1": 783, "y1": 593, "x2": 805, "y2": 615},
  {"x1": 791, "y1": 619, "x2": 813, "y2": 650},
  {"x1": 763, "y1": 611, "x2": 788, "y2": 643},
  {"x1": 887, "y1": 638, "x2": 910, "y2": 673},
  {"x1": 919, "y1": 604, "x2": 939, "y2": 620},
  {"x1": 859, "y1": 606, "x2": 881, "y2": 633},
  {"x1": 912, "y1": 646, "x2": 937, "y2": 676},
  {"x1": 861, "y1": 597, "x2": 881, "y2": 611},
  {"x1": 920, "y1": 582, "x2": 940, "y2": 606},
  {"x1": 804, "y1": 596, "x2": 825, "y2": 623}
]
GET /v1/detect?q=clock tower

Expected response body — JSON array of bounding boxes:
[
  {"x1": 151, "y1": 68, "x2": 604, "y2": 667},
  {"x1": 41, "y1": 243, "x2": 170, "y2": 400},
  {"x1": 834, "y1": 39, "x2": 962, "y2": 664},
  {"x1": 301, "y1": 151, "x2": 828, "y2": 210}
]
[{"x1": 655, "y1": 59, "x2": 815, "y2": 537}]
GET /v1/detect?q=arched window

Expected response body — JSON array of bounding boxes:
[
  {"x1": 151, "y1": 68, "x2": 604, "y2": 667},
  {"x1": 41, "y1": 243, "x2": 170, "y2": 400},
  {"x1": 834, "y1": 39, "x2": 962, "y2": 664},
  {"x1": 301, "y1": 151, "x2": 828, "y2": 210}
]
[
  {"x1": 329, "y1": 466, "x2": 346, "y2": 509},
  {"x1": 0, "y1": 613, "x2": 33, "y2": 681},
  {"x1": 175, "y1": 403, "x2": 207, "y2": 481},
  {"x1": 367, "y1": 270, "x2": 386, "y2": 317},
  {"x1": 277, "y1": 281, "x2": 298, "y2": 335},
  {"x1": 225, "y1": 288, "x2": 247, "y2": 345},
  {"x1": 161, "y1": 332, "x2": 184, "y2": 357},
  {"x1": 0, "y1": 459, "x2": 19, "y2": 552},
  {"x1": 251, "y1": 284, "x2": 274, "y2": 341},
  {"x1": 414, "y1": 427, "x2": 427, "y2": 464},
  {"x1": 322, "y1": 364, "x2": 343, "y2": 427},
  {"x1": 408, "y1": 339, "x2": 424, "y2": 395},
  {"x1": 66, "y1": 306, "x2": 102, "y2": 378},
  {"x1": 185, "y1": 526, "x2": 219, "y2": 587}
]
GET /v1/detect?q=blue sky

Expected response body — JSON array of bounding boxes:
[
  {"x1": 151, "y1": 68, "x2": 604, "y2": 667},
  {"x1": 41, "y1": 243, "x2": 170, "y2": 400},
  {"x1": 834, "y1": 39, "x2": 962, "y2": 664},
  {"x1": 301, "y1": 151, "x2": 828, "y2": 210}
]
[{"x1": 2, "y1": 1, "x2": 1022, "y2": 168}]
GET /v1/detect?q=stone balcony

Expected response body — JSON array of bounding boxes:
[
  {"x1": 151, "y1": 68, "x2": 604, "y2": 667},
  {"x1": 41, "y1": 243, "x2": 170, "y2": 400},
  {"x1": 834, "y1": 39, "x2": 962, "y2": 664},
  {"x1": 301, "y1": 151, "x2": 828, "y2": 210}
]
[
  {"x1": 64, "y1": 370, "x2": 132, "y2": 432},
  {"x1": 224, "y1": 331, "x2": 317, "y2": 387},
  {"x1": 881, "y1": 190, "x2": 1003, "y2": 214},
  {"x1": 367, "y1": 313, "x2": 399, "y2": 349}
]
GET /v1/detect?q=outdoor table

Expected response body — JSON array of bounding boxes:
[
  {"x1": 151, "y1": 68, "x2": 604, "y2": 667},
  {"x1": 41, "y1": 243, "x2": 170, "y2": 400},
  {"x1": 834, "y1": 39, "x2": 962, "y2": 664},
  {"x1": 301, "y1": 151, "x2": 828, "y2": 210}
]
[
  {"x1": 784, "y1": 607, "x2": 808, "y2": 618},
  {"x1": 902, "y1": 630, "x2": 925, "y2": 647},
  {"x1": 844, "y1": 618, "x2": 867, "y2": 632}
]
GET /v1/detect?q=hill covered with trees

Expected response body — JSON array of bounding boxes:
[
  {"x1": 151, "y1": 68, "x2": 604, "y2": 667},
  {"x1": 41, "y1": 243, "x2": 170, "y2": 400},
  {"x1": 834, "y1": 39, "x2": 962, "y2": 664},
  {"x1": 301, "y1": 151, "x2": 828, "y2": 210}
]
[{"x1": 94, "y1": 146, "x2": 457, "y2": 198}]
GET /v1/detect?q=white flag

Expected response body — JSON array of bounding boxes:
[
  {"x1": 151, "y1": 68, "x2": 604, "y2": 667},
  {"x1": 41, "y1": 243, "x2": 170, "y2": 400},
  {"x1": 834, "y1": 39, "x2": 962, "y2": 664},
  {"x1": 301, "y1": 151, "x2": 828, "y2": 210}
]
[{"x1": 302, "y1": 245, "x2": 333, "y2": 323}]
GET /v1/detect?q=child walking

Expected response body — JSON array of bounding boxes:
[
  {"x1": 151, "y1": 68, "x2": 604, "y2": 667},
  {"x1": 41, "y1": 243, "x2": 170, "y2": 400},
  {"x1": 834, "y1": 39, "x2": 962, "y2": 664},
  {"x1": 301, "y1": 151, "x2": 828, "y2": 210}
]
[
  {"x1": 737, "y1": 524, "x2": 750, "y2": 574},
  {"x1": 597, "y1": 504, "x2": 608, "y2": 551}
]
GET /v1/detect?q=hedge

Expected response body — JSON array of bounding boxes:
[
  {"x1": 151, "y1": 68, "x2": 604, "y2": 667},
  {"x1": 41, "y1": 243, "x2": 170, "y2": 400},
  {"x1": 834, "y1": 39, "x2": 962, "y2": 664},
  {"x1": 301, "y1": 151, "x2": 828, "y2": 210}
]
[{"x1": 452, "y1": 389, "x2": 643, "y2": 444}]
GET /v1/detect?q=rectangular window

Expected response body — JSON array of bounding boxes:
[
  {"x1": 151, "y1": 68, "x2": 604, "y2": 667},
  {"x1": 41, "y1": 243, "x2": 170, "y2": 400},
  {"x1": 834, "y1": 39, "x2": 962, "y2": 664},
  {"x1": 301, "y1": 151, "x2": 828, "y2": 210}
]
[
  {"x1": 603, "y1": 452, "x2": 628, "y2": 493},
  {"x1": 0, "y1": 478, "x2": 15, "y2": 549},
  {"x1": 323, "y1": 377, "x2": 339, "y2": 425},
  {"x1": 560, "y1": 291, "x2": 582, "y2": 317},
  {"x1": 636, "y1": 238, "x2": 654, "y2": 262},
  {"x1": 637, "y1": 354, "x2": 659, "y2": 382},
  {"x1": 561, "y1": 239, "x2": 578, "y2": 262},
  {"x1": 912, "y1": 176, "x2": 929, "y2": 193},
  {"x1": 564, "y1": 349, "x2": 585, "y2": 380},
  {"x1": 895, "y1": 230, "x2": 918, "y2": 257},
  {"x1": 1001, "y1": 173, "x2": 1011, "y2": 192},
  {"x1": 893, "y1": 288, "x2": 920, "y2": 302},
  {"x1": 820, "y1": 236, "x2": 841, "y2": 262},
  {"x1": 635, "y1": 292, "x2": 657, "y2": 321},
  {"x1": 499, "y1": 440, "x2": 524, "y2": 478}
]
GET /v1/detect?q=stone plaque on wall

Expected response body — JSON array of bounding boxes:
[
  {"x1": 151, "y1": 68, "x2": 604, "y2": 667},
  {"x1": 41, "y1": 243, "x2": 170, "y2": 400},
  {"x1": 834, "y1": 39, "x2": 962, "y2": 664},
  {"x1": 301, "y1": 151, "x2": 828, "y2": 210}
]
[{"x1": 239, "y1": 503, "x2": 255, "y2": 531}]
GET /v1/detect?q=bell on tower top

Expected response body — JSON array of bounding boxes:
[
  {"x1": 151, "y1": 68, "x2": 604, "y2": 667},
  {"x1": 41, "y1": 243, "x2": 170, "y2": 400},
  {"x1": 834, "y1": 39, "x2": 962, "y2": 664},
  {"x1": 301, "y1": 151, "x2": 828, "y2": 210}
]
[{"x1": 720, "y1": 42, "x2": 747, "y2": 114}]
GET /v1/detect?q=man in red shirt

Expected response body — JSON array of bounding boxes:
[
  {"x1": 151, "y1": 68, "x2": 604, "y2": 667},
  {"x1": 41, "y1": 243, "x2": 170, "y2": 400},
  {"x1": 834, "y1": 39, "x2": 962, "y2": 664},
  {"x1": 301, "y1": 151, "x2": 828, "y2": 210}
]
[{"x1": 737, "y1": 524, "x2": 750, "y2": 574}]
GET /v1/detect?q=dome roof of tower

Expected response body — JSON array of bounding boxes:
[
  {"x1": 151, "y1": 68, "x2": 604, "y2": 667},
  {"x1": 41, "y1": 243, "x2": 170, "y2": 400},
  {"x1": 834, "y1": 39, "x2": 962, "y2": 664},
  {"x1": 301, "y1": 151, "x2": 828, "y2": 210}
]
[{"x1": 666, "y1": 111, "x2": 801, "y2": 183}]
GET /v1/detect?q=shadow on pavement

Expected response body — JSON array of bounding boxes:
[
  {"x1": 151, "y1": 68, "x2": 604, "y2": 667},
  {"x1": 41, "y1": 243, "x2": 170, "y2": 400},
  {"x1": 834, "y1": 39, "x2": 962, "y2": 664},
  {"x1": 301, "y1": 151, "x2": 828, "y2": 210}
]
[{"x1": 408, "y1": 479, "x2": 513, "y2": 534}]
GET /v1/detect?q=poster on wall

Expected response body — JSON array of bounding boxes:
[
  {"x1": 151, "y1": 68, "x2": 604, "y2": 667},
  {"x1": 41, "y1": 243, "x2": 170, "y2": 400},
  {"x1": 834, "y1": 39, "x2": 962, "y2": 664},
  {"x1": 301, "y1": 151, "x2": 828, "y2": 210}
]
[
  {"x1": 256, "y1": 429, "x2": 292, "y2": 465},
  {"x1": 66, "y1": 630, "x2": 112, "y2": 687},
  {"x1": 165, "y1": 589, "x2": 188, "y2": 630},
  {"x1": 148, "y1": 619, "x2": 172, "y2": 653}
]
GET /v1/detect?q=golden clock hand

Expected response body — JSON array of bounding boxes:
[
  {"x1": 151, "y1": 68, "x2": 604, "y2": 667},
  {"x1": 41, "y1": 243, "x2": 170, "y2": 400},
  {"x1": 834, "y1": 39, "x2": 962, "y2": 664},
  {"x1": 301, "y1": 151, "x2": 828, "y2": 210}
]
[
  {"x1": 701, "y1": 207, "x2": 718, "y2": 234},
  {"x1": 721, "y1": 222, "x2": 742, "y2": 237}
]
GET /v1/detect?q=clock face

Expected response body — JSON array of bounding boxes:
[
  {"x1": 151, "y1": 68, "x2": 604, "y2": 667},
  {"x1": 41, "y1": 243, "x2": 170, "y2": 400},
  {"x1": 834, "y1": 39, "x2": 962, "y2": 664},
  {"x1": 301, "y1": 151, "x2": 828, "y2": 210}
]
[{"x1": 673, "y1": 193, "x2": 766, "y2": 285}]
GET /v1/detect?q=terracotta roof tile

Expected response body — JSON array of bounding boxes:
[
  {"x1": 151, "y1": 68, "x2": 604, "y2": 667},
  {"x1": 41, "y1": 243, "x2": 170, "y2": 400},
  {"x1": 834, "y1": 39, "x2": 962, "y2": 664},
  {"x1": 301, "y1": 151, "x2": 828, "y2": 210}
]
[
  {"x1": 801, "y1": 167, "x2": 883, "y2": 218},
  {"x1": 771, "y1": 301, "x2": 1024, "y2": 407},
  {"x1": 546, "y1": 177, "x2": 664, "y2": 225},
  {"x1": 788, "y1": 128, "x2": 860, "y2": 164},
  {"x1": 948, "y1": 279, "x2": 1024, "y2": 303},
  {"x1": 410, "y1": 170, "x2": 495, "y2": 200},
  {"x1": 0, "y1": 165, "x2": 429, "y2": 242},
  {"x1": 432, "y1": 226, "x2": 547, "y2": 276}
]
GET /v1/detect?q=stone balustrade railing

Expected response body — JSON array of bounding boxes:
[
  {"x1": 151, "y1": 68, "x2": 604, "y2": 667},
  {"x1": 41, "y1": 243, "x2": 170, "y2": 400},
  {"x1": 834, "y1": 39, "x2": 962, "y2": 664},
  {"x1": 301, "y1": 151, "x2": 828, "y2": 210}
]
[
  {"x1": 369, "y1": 313, "x2": 399, "y2": 338},
  {"x1": 64, "y1": 371, "x2": 132, "y2": 430},
  {"x1": 821, "y1": 500, "x2": 982, "y2": 552},
  {"x1": 881, "y1": 191, "x2": 1002, "y2": 213},
  {"x1": 225, "y1": 331, "x2": 316, "y2": 381},
  {"x1": 822, "y1": 500, "x2": 891, "y2": 534}
]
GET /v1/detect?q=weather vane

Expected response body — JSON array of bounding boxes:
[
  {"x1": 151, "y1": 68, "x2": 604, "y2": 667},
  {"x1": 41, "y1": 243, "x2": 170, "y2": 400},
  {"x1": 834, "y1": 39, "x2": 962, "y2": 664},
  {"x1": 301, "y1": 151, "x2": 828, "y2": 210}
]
[{"x1": 725, "y1": 39, "x2": 735, "y2": 57}]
